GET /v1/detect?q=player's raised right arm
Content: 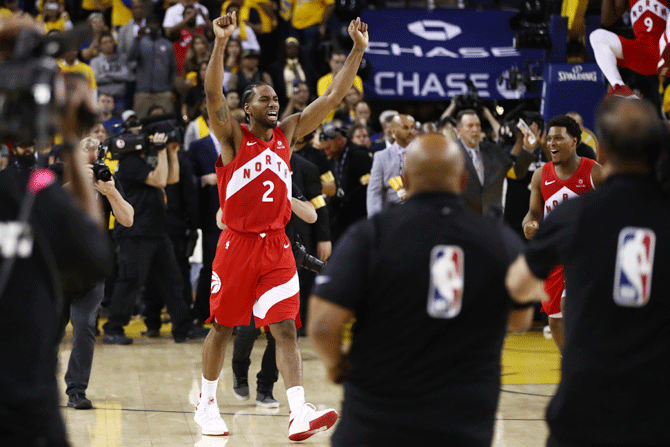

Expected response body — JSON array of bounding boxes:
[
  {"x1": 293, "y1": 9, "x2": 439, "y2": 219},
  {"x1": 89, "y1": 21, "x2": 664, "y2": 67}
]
[{"x1": 205, "y1": 12, "x2": 242, "y2": 166}]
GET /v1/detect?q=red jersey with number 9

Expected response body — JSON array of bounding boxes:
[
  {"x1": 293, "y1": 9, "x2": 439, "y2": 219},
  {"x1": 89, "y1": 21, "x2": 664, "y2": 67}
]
[
  {"x1": 629, "y1": 0, "x2": 669, "y2": 38},
  {"x1": 541, "y1": 157, "x2": 595, "y2": 217},
  {"x1": 216, "y1": 124, "x2": 292, "y2": 233}
]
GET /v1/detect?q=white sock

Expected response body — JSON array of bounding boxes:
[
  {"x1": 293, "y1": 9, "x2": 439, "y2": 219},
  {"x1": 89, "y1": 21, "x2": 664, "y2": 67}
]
[
  {"x1": 589, "y1": 29, "x2": 625, "y2": 87},
  {"x1": 201, "y1": 375, "x2": 219, "y2": 401},
  {"x1": 286, "y1": 386, "x2": 305, "y2": 414}
]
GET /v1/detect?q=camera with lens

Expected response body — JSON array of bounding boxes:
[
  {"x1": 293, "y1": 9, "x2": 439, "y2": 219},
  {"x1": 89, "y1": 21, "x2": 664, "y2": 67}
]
[
  {"x1": 453, "y1": 80, "x2": 483, "y2": 112},
  {"x1": 92, "y1": 142, "x2": 112, "y2": 182},
  {"x1": 510, "y1": 0, "x2": 552, "y2": 50},
  {"x1": 0, "y1": 24, "x2": 94, "y2": 147},
  {"x1": 292, "y1": 239, "x2": 325, "y2": 273},
  {"x1": 103, "y1": 117, "x2": 182, "y2": 159}
]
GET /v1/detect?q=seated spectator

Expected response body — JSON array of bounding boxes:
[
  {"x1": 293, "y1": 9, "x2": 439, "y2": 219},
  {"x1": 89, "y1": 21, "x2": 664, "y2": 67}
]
[
  {"x1": 353, "y1": 100, "x2": 370, "y2": 126},
  {"x1": 182, "y1": 61, "x2": 207, "y2": 122},
  {"x1": 98, "y1": 93, "x2": 123, "y2": 132},
  {"x1": 90, "y1": 31, "x2": 134, "y2": 112},
  {"x1": 226, "y1": 90, "x2": 240, "y2": 110},
  {"x1": 128, "y1": 14, "x2": 177, "y2": 117},
  {"x1": 267, "y1": 36, "x2": 311, "y2": 108},
  {"x1": 348, "y1": 123, "x2": 371, "y2": 149},
  {"x1": 369, "y1": 109, "x2": 398, "y2": 152},
  {"x1": 227, "y1": 49, "x2": 272, "y2": 98},
  {"x1": 280, "y1": 81, "x2": 310, "y2": 121},
  {"x1": 318, "y1": 50, "x2": 363, "y2": 122},
  {"x1": 165, "y1": 3, "x2": 212, "y2": 75},
  {"x1": 223, "y1": 0, "x2": 260, "y2": 52},
  {"x1": 117, "y1": 0, "x2": 146, "y2": 61},
  {"x1": 58, "y1": 49, "x2": 98, "y2": 101},
  {"x1": 80, "y1": 12, "x2": 111, "y2": 63},
  {"x1": 333, "y1": 85, "x2": 361, "y2": 124},
  {"x1": 222, "y1": 36, "x2": 241, "y2": 89},
  {"x1": 182, "y1": 34, "x2": 211, "y2": 78},
  {"x1": 163, "y1": 0, "x2": 210, "y2": 34},
  {"x1": 37, "y1": 0, "x2": 72, "y2": 32}
]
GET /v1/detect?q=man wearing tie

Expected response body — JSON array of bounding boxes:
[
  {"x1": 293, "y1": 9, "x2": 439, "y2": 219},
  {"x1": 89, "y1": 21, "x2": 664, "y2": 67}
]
[
  {"x1": 456, "y1": 109, "x2": 535, "y2": 216},
  {"x1": 366, "y1": 114, "x2": 416, "y2": 217}
]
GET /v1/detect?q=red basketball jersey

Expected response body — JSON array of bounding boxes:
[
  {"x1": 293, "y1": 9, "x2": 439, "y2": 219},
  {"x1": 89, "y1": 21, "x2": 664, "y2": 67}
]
[
  {"x1": 629, "y1": 0, "x2": 669, "y2": 38},
  {"x1": 215, "y1": 124, "x2": 292, "y2": 233},
  {"x1": 541, "y1": 157, "x2": 595, "y2": 217}
]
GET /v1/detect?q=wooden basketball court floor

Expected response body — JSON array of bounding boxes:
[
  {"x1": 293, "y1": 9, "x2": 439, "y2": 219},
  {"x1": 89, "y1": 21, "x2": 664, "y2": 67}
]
[{"x1": 58, "y1": 320, "x2": 560, "y2": 446}]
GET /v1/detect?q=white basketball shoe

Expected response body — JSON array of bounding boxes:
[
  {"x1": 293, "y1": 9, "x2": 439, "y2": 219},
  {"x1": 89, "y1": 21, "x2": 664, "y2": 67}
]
[
  {"x1": 194, "y1": 396, "x2": 229, "y2": 436},
  {"x1": 288, "y1": 403, "x2": 338, "y2": 441}
]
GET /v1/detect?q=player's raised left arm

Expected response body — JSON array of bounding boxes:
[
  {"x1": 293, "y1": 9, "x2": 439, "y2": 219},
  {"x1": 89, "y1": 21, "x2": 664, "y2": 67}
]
[{"x1": 282, "y1": 18, "x2": 368, "y2": 142}]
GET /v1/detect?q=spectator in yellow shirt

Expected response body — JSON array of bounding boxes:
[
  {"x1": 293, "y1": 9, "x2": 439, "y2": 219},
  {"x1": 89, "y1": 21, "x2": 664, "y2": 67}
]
[
  {"x1": 289, "y1": 0, "x2": 334, "y2": 86},
  {"x1": 37, "y1": 0, "x2": 73, "y2": 32},
  {"x1": 58, "y1": 49, "x2": 98, "y2": 102},
  {"x1": 317, "y1": 49, "x2": 363, "y2": 122}
]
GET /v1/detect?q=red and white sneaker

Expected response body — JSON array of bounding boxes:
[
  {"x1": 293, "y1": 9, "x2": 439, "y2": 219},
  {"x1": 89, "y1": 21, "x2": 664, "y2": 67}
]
[
  {"x1": 288, "y1": 403, "x2": 338, "y2": 441},
  {"x1": 194, "y1": 396, "x2": 229, "y2": 436},
  {"x1": 607, "y1": 84, "x2": 639, "y2": 98}
]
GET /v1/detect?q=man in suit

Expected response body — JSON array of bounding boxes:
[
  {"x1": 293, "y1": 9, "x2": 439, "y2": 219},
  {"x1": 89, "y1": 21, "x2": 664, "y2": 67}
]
[
  {"x1": 188, "y1": 120, "x2": 221, "y2": 325},
  {"x1": 366, "y1": 114, "x2": 416, "y2": 216},
  {"x1": 456, "y1": 109, "x2": 535, "y2": 216}
]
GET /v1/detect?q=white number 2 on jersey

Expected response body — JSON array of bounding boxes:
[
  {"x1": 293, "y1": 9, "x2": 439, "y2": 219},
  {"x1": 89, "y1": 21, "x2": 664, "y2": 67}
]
[
  {"x1": 645, "y1": 16, "x2": 653, "y2": 32},
  {"x1": 427, "y1": 245, "x2": 465, "y2": 319},
  {"x1": 262, "y1": 180, "x2": 274, "y2": 202}
]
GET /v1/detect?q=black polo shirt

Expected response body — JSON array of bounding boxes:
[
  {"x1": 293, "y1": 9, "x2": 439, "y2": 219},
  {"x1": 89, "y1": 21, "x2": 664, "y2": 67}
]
[
  {"x1": 113, "y1": 150, "x2": 167, "y2": 239},
  {"x1": 313, "y1": 192, "x2": 523, "y2": 446},
  {"x1": 525, "y1": 174, "x2": 670, "y2": 446}
]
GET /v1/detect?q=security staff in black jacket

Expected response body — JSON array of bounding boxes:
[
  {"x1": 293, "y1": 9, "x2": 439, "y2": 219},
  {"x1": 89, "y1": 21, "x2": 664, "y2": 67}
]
[
  {"x1": 309, "y1": 133, "x2": 533, "y2": 447},
  {"x1": 0, "y1": 144, "x2": 112, "y2": 447},
  {"x1": 318, "y1": 123, "x2": 372, "y2": 244},
  {"x1": 507, "y1": 97, "x2": 670, "y2": 447}
]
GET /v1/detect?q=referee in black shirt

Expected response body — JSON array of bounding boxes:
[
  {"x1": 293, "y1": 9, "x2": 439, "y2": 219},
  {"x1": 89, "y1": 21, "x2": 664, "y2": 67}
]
[
  {"x1": 507, "y1": 97, "x2": 670, "y2": 447},
  {"x1": 308, "y1": 133, "x2": 533, "y2": 446}
]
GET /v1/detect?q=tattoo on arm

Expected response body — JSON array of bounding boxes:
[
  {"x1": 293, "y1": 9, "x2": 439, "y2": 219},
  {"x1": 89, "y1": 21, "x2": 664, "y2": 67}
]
[{"x1": 216, "y1": 103, "x2": 229, "y2": 123}]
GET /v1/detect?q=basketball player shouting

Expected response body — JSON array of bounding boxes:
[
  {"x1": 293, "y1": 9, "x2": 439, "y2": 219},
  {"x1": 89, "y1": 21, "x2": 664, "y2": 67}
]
[
  {"x1": 193, "y1": 12, "x2": 369, "y2": 441},
  {"x1": 589, "y1": 0, "x2": 669, "y2": 95},
  {"x1": 522, "y1": 116, "x2": 604, "y2": 351}
]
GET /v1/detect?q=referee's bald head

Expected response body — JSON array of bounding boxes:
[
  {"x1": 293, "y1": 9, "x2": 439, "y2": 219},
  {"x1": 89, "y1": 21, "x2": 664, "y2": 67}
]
[{"x1": 403, "y1": 133, "x2": 466, "y2": 196}]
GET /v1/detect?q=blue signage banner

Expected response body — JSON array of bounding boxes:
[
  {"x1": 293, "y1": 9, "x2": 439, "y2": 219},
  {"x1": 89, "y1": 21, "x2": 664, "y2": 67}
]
[
  {"x1": 360, "y1": 8, "x2": 546, "y2": 101},
  {"x1": 540, "y1": 63, "x2": 607, "y2": 131}
]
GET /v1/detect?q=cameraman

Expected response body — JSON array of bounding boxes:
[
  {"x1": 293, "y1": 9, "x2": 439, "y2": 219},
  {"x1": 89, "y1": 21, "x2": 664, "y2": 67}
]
[
  {"x1": 102, "y1": 126, "x2": 198, "y2": 344},
  {"x1": 57, "y1": 136, "x2": 133, "y2": 409}
]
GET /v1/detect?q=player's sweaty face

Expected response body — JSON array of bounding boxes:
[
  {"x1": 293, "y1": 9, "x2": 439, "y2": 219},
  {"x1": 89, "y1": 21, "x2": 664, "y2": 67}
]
[
  {"x1": 248, "y1": 85, "x2": 279, "y2": 128},
  {"x1": 546, "y1": 126, "x2": 575, "y2": 165}
]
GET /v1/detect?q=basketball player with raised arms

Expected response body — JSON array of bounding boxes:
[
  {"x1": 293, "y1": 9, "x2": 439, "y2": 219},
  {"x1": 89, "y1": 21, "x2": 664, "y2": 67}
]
[
  {"x1": 193, "y1": 11, "x2": 369, "y2": 441},
  {"x1": 589, "y1": 0, "x2": 669, "y2": 95},
  {"x1": 522, "y1": 116, "x2": 604, "y2": 351}
]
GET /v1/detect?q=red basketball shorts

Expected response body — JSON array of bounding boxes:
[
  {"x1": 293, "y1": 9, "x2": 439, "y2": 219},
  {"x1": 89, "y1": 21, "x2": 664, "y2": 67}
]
[
  {"x1": 207, "y1": 227, "x2": 301, "y2": 329},
  {"x1": 617, "y1": 34, "x2": 662, "y2": 76},
  {"x1": 541, "y1": 265, "x2": 565, "y2": 317}
]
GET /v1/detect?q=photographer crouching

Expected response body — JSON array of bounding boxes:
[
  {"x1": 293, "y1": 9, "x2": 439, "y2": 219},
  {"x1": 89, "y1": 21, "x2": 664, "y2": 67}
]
[
  {"x1": 102, "y1": 118, "x2": 204, "y2": 344},
  {"x1": 56, "y1": 136, "x2": 133, "y2": 409}
]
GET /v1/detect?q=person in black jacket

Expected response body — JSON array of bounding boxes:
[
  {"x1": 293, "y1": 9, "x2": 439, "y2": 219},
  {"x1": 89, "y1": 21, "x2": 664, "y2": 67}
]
[{"x1": 319, "y1": 123, "x2": 372, "y2": 244}]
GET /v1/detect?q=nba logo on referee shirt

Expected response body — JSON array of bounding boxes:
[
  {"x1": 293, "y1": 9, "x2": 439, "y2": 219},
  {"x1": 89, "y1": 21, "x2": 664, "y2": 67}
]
[
  {"x1": 427, "y1": 245, "x2": 464, "y2": 319},
  {"x1": 613, "y1": 227, "x2": 656, "y2": 307}
]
